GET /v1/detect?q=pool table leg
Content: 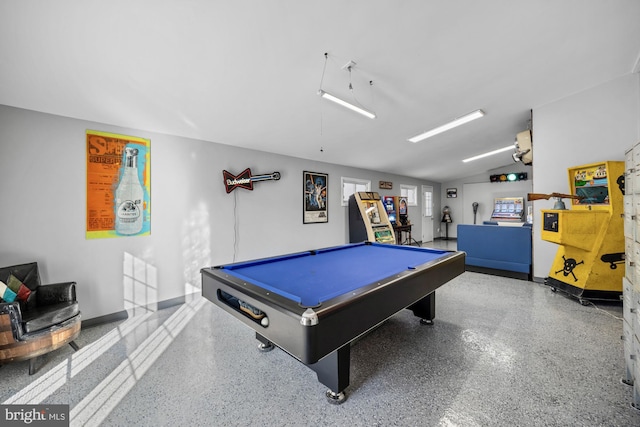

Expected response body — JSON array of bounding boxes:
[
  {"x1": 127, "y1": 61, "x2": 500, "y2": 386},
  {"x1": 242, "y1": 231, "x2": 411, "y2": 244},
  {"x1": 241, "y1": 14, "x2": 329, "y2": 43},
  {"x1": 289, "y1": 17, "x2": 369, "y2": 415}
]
[
  {"x1": 308, "y1": 344, "x2": 350, "y2": 405},
  {"x1": 255, "y1": 332, "x2": 274, "y2": 352},
  {"x1": 408, "y1": 291, "x2": 436, "y2": 325}
]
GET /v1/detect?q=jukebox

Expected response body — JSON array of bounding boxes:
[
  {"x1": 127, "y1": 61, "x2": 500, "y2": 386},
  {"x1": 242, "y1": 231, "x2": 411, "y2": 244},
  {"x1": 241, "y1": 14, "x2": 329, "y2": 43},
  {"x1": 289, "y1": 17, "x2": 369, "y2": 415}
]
[{"x1": 348, "y1": 192, "x2": 396, "y2": 244}]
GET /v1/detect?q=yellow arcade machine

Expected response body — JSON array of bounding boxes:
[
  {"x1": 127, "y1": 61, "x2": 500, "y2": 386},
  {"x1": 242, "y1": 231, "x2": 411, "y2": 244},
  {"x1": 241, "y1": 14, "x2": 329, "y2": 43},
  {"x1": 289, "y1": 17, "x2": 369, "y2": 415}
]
[
  {"x1": 348, "y1": 192, "x2": 396, "y2": 244},
  {"x1": 540, "y1": 161, "x2": 625, "y2": 304}
]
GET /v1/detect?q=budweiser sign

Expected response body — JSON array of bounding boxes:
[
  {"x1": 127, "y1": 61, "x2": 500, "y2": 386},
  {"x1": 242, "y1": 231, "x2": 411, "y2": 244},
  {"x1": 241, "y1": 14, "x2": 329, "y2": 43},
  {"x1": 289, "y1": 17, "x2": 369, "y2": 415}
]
[{"x1": 223, "y1": 168, "x2": 281, "y2": 193}]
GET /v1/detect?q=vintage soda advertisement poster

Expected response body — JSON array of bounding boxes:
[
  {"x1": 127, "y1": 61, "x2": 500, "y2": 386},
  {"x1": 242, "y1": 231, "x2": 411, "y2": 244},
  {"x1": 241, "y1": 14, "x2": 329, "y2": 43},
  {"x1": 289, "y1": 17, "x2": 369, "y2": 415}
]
[{"x1": 86, "y1": 130, "x2": 151, "y2": 238}]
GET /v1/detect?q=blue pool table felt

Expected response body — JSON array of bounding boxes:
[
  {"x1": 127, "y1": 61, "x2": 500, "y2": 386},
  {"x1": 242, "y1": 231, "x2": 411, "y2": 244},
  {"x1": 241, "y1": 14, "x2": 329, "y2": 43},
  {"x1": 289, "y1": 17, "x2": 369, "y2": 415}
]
[{"x1": 220, "y1": 243, "x2": 448, "y2": 307}]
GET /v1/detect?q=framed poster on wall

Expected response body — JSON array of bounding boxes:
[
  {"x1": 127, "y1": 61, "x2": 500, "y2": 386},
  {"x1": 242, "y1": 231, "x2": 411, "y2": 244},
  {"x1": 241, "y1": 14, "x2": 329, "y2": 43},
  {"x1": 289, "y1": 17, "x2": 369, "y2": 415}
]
[
  {"x1": 303, "y1": 171, "x2": 328, "y2": 224},
  {"x1": 86, "y1": 130, "x2": 151, "y2": 239}
]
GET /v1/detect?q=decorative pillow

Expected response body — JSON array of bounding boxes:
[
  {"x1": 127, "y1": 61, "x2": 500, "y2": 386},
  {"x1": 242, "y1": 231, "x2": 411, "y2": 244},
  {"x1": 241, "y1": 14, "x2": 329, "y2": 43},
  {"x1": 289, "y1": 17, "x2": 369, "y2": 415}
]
[
  {"x1": 7, "y1": 274, "x2": 22, "y2": 293},
  {"x1": 0, "y1": 280, "x2": 17, "y2": 303},
  {"x1": 7, "y1": 274, "x2": 32, "y2": 302},
  {"x1": 17, "y1": 283, "x2": 32, "y2": 302}
]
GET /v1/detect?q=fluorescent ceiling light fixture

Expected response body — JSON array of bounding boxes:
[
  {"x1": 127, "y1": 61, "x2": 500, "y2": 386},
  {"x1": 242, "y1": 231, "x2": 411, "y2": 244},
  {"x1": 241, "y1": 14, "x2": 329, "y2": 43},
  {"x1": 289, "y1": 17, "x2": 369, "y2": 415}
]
[
  {"x1": 408, "y1": 109, "x2": 485, "y2": 143},
  {"x1": 317, "y1": 89, "x2": 376, "y2": 119},
  {"x1": 462, "y1": 145, "x2": 514, "y2": 163}
]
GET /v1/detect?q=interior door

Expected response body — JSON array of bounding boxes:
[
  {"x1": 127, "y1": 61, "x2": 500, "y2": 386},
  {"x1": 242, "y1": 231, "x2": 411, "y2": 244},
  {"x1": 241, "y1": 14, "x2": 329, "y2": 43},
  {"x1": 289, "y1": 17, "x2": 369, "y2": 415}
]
[{"x1": 422, "y1": 185, "x2": 434, "y2": 243}]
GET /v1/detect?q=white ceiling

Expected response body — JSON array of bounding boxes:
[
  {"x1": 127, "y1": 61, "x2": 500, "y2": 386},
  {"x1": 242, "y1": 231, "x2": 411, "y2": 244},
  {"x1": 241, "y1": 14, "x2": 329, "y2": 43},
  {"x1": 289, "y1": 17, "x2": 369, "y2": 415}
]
[{"x1": 1, "y1": 1, "x2": 639, "y2": 182}]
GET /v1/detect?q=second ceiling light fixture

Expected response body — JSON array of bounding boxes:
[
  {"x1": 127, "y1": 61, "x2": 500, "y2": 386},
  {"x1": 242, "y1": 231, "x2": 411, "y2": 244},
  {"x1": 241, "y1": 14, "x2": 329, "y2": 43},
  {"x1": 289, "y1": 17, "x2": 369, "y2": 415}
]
[
  {"x1": 317, "y1": 53, "x2": 376, "y2": 120},
  {"x1": 408, "y1": 109, "x2": 485, "y2": 143}
]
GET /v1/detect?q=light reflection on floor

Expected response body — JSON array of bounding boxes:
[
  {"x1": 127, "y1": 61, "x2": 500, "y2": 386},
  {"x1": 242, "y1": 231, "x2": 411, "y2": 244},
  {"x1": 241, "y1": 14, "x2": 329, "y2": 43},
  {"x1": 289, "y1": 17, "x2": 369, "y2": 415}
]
[{"x1": 1, "y1": 237, "x2": 637, "y2": 426}]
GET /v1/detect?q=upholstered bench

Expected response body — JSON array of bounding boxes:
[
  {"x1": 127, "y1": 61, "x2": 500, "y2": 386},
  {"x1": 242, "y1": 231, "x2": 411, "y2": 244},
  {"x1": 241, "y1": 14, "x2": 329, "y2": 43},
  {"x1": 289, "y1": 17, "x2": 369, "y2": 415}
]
[
  {"x1": 0, "y1": 262, "x2": 81, "y2": 374},
  {"x1": 457, "y1": 223, "x2": 532, "y2": 280}
]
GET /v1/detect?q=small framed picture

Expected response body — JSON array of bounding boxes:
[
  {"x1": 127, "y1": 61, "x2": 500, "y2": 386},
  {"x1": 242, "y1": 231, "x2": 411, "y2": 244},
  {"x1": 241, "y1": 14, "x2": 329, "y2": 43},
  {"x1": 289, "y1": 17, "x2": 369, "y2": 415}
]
[
  {"x1": 303, "y1": 171, "x2": 328, "y2": 224},
  {"x1": 446, "y1": 188, "x2": 457, "y2": 198}
]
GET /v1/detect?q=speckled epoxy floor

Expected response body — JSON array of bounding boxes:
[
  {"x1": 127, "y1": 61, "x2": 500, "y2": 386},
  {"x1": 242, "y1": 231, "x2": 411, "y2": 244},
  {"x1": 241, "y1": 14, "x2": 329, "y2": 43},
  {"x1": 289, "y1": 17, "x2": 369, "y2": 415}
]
[{"x1": 1, "y1": 247, "x2": 639, "y2": 426}]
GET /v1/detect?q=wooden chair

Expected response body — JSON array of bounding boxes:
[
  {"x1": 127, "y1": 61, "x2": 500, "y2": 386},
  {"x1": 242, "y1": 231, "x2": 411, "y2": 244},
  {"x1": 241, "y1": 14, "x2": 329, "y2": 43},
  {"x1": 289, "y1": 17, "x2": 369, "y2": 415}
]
[{"x1": 0, "y1": 262, "x2": 81, "y2": 374}]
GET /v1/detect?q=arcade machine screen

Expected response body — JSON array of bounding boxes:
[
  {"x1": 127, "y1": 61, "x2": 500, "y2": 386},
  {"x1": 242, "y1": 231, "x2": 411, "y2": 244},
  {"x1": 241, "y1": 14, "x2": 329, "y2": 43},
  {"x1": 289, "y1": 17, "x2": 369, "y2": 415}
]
[
  {"x1": 490, "y1": 197, "x2": 525, "y2": 221},
  {"x1": 398, "y1": 197, "x2": 408, "y2": 224},
  {"x1": 572, "y1": 165, "x2": 610, "y2": 205},
  {"x1": 383, "y1": 196, "x2": 396, "y2": 224},
  {"x1": 398, "y1": 197, "x2": 407, "y2": 215}
]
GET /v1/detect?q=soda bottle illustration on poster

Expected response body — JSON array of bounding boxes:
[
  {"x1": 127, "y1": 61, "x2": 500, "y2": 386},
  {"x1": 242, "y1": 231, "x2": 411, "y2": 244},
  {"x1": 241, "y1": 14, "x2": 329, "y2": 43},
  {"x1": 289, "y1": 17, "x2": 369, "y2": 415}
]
[{"x1": 115, "y1": 146, "x2": 144, "y2": 235}]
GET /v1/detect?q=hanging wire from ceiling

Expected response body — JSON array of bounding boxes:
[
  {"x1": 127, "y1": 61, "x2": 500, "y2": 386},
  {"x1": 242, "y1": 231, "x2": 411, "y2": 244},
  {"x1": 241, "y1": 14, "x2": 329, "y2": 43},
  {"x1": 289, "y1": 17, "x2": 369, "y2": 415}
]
[
  {"x1": 318, "y1": 52, "x2": 329, "y2": 143},
  {"x1": 319, "y1": 52, "x2": 329, "y2": 91},
  {"x1": 369, "y1": 80, "x2": 375, "y2": 112},
  {"x1": 318, "y1": 53, "x2": 329, "y2": 140},
  {"x1": 346, "y1": 62, "x2": 375, "y2": 112}
]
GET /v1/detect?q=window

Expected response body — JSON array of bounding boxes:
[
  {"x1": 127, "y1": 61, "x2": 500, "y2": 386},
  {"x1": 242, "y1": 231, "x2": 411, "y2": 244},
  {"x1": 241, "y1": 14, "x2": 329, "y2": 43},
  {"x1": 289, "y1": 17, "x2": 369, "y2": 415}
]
[
  {"x1": 341, "y1": 177, "x2": 371, "y2": 206},
  {"x1": 400, "y1": 184, "x2": 418, "y2": 206}
]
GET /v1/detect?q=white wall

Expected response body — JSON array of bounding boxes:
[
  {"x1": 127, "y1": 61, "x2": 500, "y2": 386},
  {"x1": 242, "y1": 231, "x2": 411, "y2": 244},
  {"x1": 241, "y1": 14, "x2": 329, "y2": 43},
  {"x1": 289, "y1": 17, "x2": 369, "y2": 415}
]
[
  {"x1": 6, "y1": 74, "x2": 635, "y2": 321},
  {"x1": 532, "y1": 73, "x2": 640, "y2": 279},
  {"x1": 0, "y1": 105, "x2": 438, "y2": 321}
]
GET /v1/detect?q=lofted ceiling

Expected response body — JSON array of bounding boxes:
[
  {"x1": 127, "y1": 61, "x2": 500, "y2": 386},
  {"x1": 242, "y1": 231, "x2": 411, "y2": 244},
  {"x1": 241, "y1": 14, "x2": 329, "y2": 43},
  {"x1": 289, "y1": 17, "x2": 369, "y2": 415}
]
[{"x1": 1, "y1": 0, "x2": 639, "y2": 182}]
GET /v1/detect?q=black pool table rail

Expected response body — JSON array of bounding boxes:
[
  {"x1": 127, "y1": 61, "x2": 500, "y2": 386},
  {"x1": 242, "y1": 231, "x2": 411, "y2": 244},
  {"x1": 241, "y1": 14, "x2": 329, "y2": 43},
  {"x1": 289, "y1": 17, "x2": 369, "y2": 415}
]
[{"x1": 212, "y1": 241, "x2": 452, "y2": 308}]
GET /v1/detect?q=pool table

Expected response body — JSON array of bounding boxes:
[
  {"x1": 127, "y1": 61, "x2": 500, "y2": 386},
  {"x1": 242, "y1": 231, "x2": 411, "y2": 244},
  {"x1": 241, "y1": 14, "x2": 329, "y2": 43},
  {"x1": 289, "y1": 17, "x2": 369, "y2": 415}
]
[{"x1": 201, "y1": 241, "x2": 465, "y2": 404}]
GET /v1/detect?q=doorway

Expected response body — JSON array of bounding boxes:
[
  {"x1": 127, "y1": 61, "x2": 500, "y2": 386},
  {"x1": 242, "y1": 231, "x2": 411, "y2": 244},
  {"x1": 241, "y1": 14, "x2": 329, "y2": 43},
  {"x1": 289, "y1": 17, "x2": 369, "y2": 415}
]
[{"x1": 422, "y1": 185, "x2": 434, "y2": 243}]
